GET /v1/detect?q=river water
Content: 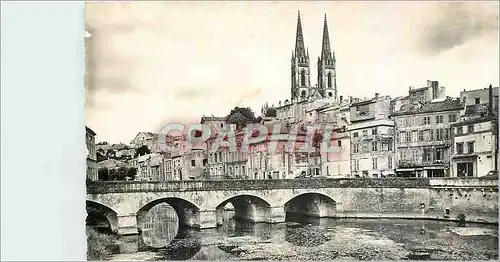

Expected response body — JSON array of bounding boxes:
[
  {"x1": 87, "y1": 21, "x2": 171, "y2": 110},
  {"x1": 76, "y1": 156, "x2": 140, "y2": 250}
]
[{"x1": 106, "y1": 203, "x2": 498, "y2": 261}]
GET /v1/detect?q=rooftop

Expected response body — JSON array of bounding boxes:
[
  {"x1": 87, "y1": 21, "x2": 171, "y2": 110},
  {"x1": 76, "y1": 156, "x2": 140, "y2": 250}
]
[
  {"x1": 391, "y1": 97, "x2": 463, "y2": 116},
  {"x1": 200, "y1": 116, "x2": 227, "y2": 123},
  {"x1": 97, "y1": 159, "x2": 130, "y2": 169},
  {"x1": 86, "y1": 126, "x2": 96, "y2": 136}
]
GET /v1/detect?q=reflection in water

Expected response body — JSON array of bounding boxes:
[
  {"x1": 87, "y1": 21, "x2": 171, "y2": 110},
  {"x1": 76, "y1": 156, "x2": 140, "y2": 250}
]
[
  {"x1": 139, "y1": 203, "x2": 179, "y2": 249},
  {"x1": 155, "y1": 228, "x2": 202, "y2": 260},
  {"x1": 110, "y1": 214, "x2": 498, "y2": 261},
  {"x1": 218, "y1": 216, "x2": 272, "y2": 240}
]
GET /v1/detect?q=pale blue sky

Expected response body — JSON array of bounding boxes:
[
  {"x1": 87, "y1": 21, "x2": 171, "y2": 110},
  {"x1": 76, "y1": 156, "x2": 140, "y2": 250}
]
[{"x1": 85, "y1": 1, "x2": 499, "y2": 143}]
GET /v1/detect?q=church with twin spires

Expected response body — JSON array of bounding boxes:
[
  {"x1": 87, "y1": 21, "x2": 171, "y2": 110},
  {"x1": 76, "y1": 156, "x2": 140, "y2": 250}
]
[{"x1": 262, "y1": 11, "x2": 340, "y2": 122}]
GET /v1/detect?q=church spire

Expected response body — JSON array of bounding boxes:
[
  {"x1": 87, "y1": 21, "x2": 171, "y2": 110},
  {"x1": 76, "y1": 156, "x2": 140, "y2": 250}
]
[
  {"x1": 295, "y1": 11, "x2": 307, "y2": 58},
  {"x1": 321, "y1": 14, "x2": 333, "y2": 62}
]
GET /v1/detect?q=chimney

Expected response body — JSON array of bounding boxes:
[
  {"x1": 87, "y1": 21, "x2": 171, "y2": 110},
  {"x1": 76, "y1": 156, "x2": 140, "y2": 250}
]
[
  {"x1": 375, "y1": 93, "x2": 380, "y2": 99},
  {"x1": 489, "y1": 84, "x2": 493, "y2": 116},
  {"x1": 279, "y1": 101, "x2": 282, "y2": 107},
  {"x1": 339, "y1": 95, "x2": 343, "y2": 103}
]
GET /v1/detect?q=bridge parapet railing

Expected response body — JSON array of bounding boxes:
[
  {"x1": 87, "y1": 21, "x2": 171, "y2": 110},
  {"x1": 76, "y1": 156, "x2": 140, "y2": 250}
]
[
  {"x1": 87, "y1": 178, "x2": 436, "y2": 194},
  {"x1": 86, "y1": 177, "x2": 499, "y2": 194},
  {"x1": 429, "y1": 177, "x2": 499, "y2": 188}
]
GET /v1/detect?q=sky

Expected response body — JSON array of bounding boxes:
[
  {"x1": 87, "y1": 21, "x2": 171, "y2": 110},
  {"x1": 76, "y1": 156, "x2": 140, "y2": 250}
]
[{"x1": 85, "y1": 1, "x2": 499, "y2": 144}]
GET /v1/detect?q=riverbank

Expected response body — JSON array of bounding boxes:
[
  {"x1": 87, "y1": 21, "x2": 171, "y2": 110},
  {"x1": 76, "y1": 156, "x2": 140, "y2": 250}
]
[{"x1": 86, "y1": 228, "x2": 118, "y2": 260}]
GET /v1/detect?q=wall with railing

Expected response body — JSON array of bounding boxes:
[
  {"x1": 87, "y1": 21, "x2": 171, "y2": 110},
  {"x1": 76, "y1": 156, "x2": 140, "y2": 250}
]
[{"x1": 87, "y1": 177, "x2": 498, "y2": 194}]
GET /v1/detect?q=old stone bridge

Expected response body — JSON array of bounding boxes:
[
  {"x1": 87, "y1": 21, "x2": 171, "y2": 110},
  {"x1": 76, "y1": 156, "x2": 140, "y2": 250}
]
[{"x1": 86, "y1": 178, "x2": 499, "y2": 235}]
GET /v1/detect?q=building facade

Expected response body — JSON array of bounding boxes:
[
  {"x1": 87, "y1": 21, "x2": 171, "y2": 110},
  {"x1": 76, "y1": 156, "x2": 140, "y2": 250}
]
[
  {"x1": 136, "y1": 153, "x2": 171, "y2": 181},
  {"x1": 86, "y1": 126, "x2": 98, "y2": 181},
  {"x1": 451, "y1": 117, "x2": 497, "y2": 177},
  {"x1": 349, "y1": 94, "x2": 395, "y2": 178},
  {"x1": 450, "y1": 85, "x2": 499, "y2": 177},
  {"x1": 130, "y1": 132, "x2": 160, "y2": 153},
  {"x1": 392, "y1": 97, "x2": 462, "y2": 177}
]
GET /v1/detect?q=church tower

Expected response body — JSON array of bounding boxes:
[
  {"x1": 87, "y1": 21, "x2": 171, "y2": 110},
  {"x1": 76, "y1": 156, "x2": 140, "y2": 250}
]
[
  {"x1": 291, "y1": 11, "x2": 311, "y2": 102},
  {"x1": 317, "y1": 15, "x2": 337, "y2": 100}
]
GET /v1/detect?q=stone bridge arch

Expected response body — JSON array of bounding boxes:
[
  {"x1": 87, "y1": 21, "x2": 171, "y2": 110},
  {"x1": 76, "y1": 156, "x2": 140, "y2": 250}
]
[
  {"x1": 86, "y1": 200, "x2": 118, "y2": 233},
  {"x1": 215, "y1": 194, "x2": 272, "y2": 225},
  {"x1": 284, "y1": 192, "x2": 337, "y2": 219},
  {"x1": 137, "y1": 197, "x2": 201, "y2": 229}
]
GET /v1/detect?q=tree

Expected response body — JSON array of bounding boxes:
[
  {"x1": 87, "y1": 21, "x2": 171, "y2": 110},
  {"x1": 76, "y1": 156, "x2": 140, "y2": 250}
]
[
  {"x1": 126, "y1": 167, "x2": 137, "y2": 181},
  {"x1": 226, "y1": 106, "x2": 257, "y2": 129},
  {"x1": 98, "y1": 168, "x2": 109, "y2": 181},
  {"x1": 106, "y1": 149, "x2": 116, "y2": 158},
  {"x1": 264, "y1": 107, "x2": 277, "y2": 117},
  {"x1": 114, "y1": 167, "x2": 129, "y2": 181},
  {"x1": 134, "y1": 145, "x2": 151, "y2": 157},
  {"x1": 97, "y1": 151, "x2": 107, "y2": 162}
]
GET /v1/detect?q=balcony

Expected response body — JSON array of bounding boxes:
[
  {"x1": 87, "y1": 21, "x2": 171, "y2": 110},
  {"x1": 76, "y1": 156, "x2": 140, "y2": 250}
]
[
  {"x1": 398, "y1": 161, "x2": 422, "y2": 168},
  {"x1": 398, "y1": 159, "x2": 448, "y2": 168},
  {"x1": 397, "y1": 140, "x2": 451, "y2": 148},
  {"x1": 422, "y1": 159, "x2": 449, "y2": 166}
]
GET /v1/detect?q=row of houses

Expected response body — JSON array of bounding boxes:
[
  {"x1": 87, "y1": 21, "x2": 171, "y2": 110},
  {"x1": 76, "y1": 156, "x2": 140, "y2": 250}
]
[
  {"x1": 261, "y1": 81, "x2": 498, "y2": 179},
  {"x1": 86, "y1": 81, "x2": 498, "y2": 181}
]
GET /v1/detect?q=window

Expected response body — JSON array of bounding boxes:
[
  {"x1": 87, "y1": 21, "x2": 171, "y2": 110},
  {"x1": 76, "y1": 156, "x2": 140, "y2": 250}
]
[
  {"x1": 405, "y1": 131, "x2": 411, "y2": 142},
  {"x1": 352, "y1": 159, "x2": 359, "y2": 171},
  {"x1": 400, "y1": 131, "x2": 406, "y2": 142},
  {"x1": 418, "y1": 130, "x2": 424, "y2": 141},
  {"x1": 372, "y1": 142, "x2": 378, "y2": 151},
  {"x1": 475, "y1": 98, "x2": 480, "y2": 105},
  {"x1": 430, "y1": 129, "x2": 434, "y2": 140},
  {"x1": 372, "y1": 127, "x2": 377, "y2": 135},
  {"x1": 412, "y1": 131, "x2": 418, "y2": 142},
  {"x1": 436, "y1": 129, "x2": 443, "y2": 141},
  {"x1": 353, "y1": 132, "x2": 359, "y2": 138},
  {"x1": 467, "y1": 141, "x2": 475, "y2": 153},
  {"x1": 338, "y1": 140, "x2": 342, "y2": 147},
  {"x1": 372, "y1": 158, "x2": 378, "y2": 169},
  {"x1": 456, "y1": 126, "x2": 463, "y2": 135},
  {"x1": 436, "y1": 148, "x2": 444, "y2": 161},
  {"x1": 467, "y1": 125, "x2": 474, "y2": 134},
  {"x1": 388, "y1": 156, "x2": 393, "y2": 169},
  {"x1": 457, "y1": 162, "x2": 474, "y2": 177},
  {"x1": 444, "y1": 128, "x2": 449, "y2": 140},
  {"x1": 191, "y1": 160, "x2": 196, "y2": 167},
  {"x1": 357, "y1": 105, "x2": 370, "y2": 116},
  {"x1": 448, "y1": 114, "x2": 457, "y2": 123},
  {"x1": 423, "y1": 116, "x2": 430, "y2": 125},
  {"x1": 300, "y1": 70, "x2": 306, "y2": 86},
  {"x1": 423, "y1": 148, "x2": 432, "y2": 162},
  {"x1": 436, "y1": 115, "x2": 444, "y2": 124},
  {"x1": 353, "y1": 144, "x2": 359, "y2": 153},
  {"x1": 456, "y1": 142, "x2": 464, "y2": 154},
  {"x1": 362, "y1": 130, "x2": 368, "y2": 136},
  {"x1": 388, "y1": 142, "x2": 393, "y2": 151},
  {"x1": 412, "y1": 149, "x2": 419, "y2": 163},
  {"x1": 309, "y1": 113, "x2": 312, "y2": 116},
  {"x1": 328, "y1": 72, "x2": 332, "y2": 88}
]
